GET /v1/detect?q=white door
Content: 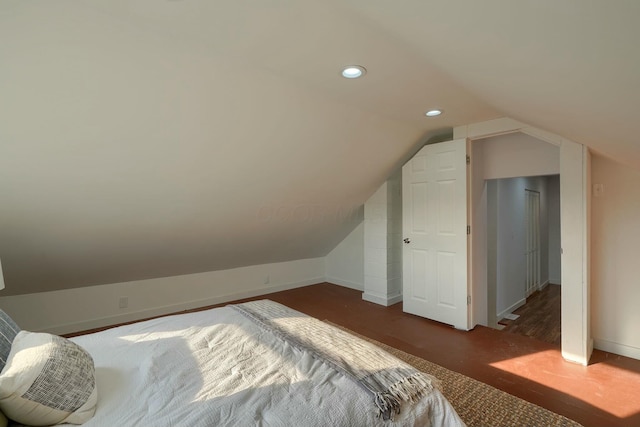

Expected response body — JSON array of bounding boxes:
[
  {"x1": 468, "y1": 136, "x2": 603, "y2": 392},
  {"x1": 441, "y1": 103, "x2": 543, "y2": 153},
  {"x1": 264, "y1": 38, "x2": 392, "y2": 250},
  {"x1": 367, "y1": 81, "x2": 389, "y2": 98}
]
[
  {"x1": 525, "y1": 189, "x2": 541, "y2": 297},
  {"x1": 402, "y1": 139, "x2": 469, "y2": 330}
]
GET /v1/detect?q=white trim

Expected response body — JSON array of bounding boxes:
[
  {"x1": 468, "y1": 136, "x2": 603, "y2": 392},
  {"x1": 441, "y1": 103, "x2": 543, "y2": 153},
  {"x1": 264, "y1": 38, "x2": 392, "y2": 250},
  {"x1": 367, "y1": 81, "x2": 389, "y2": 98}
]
[
  {"x1": 594, "y1": 338, "x2": 640, "y2": 361},
  {"x1": 497, "y1": 298, "x2": 526, "y2": 320},
  {"x1": 521, "y1": 127, "x2": 564, "y2": 147},
  {"x1": 325, "y1": 277, "x2": 363, "y2": 291},
  {"x1": 538, "y1": 280, "x2": 550, "y2": 291},
  {"x1": 453, "y1": 118, "x2": 571, "y2": 147},
  {"x1": 453, "y1": 118, "x2": 525, "y2": 140},
  {"x1": 46, "y1": 278, "x2": 322, "y2": 336},
  {"x1": 362, "y1": 291, "x2": 402, "y2": 306}
]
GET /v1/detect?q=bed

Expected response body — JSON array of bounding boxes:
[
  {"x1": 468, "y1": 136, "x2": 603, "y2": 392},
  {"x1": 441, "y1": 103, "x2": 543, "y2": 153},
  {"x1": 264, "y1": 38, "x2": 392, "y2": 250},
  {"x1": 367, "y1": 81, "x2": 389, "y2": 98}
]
[{"x1": 0, "y1": 300, "x2": 465, "y2": 426}]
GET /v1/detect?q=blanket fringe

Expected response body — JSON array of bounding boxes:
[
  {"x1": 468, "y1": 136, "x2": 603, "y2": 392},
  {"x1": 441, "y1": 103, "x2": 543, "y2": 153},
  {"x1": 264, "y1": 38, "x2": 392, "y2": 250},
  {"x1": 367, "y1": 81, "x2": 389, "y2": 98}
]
[
  {"x1": 374, "y1": 374, "x2": 440, "y2": 421},
  {"x1": 232, "y1": 300, "x2": 441, "y2": 422}
]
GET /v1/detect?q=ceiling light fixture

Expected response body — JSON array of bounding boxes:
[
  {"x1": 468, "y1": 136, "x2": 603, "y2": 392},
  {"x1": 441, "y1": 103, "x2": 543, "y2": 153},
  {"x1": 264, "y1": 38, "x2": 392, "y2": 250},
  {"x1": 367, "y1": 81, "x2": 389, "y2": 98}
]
[
  {"x1": 341, "y1": 65, "x2": 366, "y2": 79},
  {"x1": 425, "y1": 109, "x2": 443, "y2": 117}
]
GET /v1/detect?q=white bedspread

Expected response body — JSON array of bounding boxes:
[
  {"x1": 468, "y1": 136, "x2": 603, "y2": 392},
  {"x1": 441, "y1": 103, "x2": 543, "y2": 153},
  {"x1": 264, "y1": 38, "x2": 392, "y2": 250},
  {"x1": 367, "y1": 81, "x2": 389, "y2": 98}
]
[{"x1": 63, "y1": 304, "x2": 465, "y2": 427}]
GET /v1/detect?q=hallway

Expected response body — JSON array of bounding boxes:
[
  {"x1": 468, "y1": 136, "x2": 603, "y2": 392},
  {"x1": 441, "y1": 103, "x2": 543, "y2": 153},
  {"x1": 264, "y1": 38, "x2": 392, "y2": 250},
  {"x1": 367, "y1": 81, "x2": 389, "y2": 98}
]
[{"x1": 499, "y1": 284, "x2": 561, "y2": 345}]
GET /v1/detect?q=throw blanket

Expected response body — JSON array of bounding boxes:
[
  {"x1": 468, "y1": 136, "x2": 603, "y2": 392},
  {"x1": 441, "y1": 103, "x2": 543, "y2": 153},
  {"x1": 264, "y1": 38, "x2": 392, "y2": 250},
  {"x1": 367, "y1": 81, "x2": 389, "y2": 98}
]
[{"x1": 231, "y1": 300, "x2": 439, "y2": 420}]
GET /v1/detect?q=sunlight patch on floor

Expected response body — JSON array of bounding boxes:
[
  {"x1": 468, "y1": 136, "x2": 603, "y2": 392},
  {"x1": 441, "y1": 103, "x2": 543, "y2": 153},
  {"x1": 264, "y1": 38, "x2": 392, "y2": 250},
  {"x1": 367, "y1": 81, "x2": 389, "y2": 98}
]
[{"x1": 490, "y1": 350, "x2": 640, "y2": 419}]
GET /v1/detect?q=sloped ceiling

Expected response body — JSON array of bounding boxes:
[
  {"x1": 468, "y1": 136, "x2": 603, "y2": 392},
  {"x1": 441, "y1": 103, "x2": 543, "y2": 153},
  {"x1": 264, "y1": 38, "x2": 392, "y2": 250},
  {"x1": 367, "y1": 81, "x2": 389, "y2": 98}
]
[{"x1": 1, "y1": 0, "x2": 637, "y2": 295}]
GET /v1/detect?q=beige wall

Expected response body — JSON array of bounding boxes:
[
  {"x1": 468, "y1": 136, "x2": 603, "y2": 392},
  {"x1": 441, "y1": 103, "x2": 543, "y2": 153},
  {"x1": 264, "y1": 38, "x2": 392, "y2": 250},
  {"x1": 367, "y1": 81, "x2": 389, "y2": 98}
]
[
  {"x1": 591, "y1": 154, "x2": 640, "y2": 359},
  {"x1": 0, "y1": 2, "x2": 423, "y2": 296}
]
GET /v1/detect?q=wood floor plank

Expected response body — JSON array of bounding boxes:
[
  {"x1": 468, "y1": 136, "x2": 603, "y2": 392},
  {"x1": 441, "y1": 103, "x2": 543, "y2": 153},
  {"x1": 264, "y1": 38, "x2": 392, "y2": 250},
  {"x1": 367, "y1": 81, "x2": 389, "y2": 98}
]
[
  {"x1": 255, "y1": 283, "x2": 640, "y2": 427},
  {"x1": 501, "y1": 284, "x2": 562, "y2": 345}
]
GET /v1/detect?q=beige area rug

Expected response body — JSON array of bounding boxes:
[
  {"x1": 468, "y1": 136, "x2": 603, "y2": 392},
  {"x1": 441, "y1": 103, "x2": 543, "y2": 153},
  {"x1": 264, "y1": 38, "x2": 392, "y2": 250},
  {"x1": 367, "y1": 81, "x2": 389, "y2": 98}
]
[{"x1": 326, "y1": 322, "x2": 583, "y2": 427}]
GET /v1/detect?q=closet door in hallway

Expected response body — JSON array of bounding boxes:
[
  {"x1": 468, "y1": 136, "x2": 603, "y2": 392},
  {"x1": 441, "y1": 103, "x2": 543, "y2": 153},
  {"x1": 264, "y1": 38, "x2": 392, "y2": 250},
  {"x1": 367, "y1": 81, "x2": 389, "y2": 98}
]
[{"x1": 525, "y1": 189, "x2": 540, "y2": 297}]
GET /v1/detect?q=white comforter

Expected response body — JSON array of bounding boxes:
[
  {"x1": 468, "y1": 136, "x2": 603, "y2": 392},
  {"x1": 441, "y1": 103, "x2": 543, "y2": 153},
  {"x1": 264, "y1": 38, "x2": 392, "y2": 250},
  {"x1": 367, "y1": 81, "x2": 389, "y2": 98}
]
[{"x1": 65, "y1": 305, "x2": 465, "y2": 427}]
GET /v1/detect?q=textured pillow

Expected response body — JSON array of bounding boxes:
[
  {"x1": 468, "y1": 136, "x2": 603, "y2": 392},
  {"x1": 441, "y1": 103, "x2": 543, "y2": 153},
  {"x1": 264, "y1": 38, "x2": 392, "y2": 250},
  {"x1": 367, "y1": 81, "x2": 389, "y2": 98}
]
[
  {"x1": 0, "y1": 331, "x2": 97, "y2": 426},
  {"x1": 0, "y1": 410, "x2": 6, "y2": 427},
  {"x1": 0, "y1": 310, "x2": 20, "y2": 373}
]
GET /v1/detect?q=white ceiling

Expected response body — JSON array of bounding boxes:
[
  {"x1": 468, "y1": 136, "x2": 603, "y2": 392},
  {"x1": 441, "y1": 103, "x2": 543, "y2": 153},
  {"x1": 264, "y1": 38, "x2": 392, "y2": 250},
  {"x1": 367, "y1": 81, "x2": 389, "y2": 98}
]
[{"x1": 1, "y1": 0, "x2": 637, "y2": 294}]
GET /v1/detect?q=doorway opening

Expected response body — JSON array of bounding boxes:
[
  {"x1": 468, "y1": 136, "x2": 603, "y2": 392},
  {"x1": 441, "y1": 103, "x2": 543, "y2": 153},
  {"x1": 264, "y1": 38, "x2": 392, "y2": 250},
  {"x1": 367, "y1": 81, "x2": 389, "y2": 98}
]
[
  {"x1": 454, "y1": 119, "x2": 588, "y2": 364},
  {"x1": 468, "y1": 130, "x2": 564, "y2": 346},
  {"x1": 485, "y1": 175, "x2": 562, "y2": 345}
]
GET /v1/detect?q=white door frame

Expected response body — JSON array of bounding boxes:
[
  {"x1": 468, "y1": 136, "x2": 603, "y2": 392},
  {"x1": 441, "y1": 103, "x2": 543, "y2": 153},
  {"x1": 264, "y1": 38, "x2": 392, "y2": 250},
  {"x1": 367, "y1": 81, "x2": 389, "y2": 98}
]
[{"x1": 454, "y1": 118, "x2": 591, "y2": 365}]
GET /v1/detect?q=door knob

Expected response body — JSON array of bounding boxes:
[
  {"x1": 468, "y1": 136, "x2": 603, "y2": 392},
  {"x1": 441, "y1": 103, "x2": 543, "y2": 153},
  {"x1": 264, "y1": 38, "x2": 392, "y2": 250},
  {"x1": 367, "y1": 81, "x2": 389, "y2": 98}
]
[{"x1": 403, "y1": 238, "x2": 411, "y2": 244}]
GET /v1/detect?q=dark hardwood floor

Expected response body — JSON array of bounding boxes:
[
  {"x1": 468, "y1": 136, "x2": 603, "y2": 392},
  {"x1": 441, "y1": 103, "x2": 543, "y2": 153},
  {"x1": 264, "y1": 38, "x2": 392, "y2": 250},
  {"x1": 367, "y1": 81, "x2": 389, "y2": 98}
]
[
  {"x1": 244, "y1": 283, "x2": 640, "y2": 427},
  {"x1": 500, "y1": 284, "x2": 562, "y2": 345},
  {"x1": 70, "y1": 283, "x2": 640, "y2": 427}
]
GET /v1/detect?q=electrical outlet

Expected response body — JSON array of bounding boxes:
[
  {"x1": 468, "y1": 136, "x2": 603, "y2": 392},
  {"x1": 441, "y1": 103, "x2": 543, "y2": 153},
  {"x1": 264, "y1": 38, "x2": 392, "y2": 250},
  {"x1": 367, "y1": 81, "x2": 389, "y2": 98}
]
[
  {"x1": 119, "y1": 296, "x2": 129, "y2": 309},
  {"x1": 593, "y1": 183, "x2": 604, "y2": 197},
  {"x1": 264, "y1": 275, "x2": 270, "y2": 284}
]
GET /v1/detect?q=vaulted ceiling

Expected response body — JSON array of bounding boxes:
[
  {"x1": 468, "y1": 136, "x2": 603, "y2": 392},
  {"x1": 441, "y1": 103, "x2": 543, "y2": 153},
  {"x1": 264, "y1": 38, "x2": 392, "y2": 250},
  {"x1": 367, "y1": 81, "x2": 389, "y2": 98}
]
[{"x1": 1, "y1": 0, "x2": 638, "y2": 295}]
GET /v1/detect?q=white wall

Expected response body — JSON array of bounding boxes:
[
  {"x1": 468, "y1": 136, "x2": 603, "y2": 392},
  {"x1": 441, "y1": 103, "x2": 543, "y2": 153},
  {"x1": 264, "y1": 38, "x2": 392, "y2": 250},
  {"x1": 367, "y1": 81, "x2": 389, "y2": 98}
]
[
  {"x1": 591, "y1": 154, "x2": 640, "y2": 360},
  {"x1": 363, "y1": 183, "x2": 389, "y2": 303},
  {"x1": 486, "y1": 180, "x2": 498, "y2": 327},
  {"x1": 387, "y1": 170, "x2": 403, "y2": 300},
  {"x1": 494, "y1": 178, "x2": 523, "y2": 316},
  {"x1": 560, "y1": 141, "x2": 591, "y2": 365},
  {"x1": 547, "y1": 175, "x2": 562, "y2": 284},
  {"x1": 492, "y1": 176, "x2": 549, "y2": 317},
  {"x1": 362, "y1": 169, "x2": 403, "y2": 306},
  {"x1": 471, "y1": 141, "x2": 488, "y2": 327},
  {"x1": 483, "y1": 132, "x2": 560, "y2": 179},
  {"x1": 0, "y1": 258, "x2": 324, "y2": 335},
  {"x1": 325, "y1": 222, "x2": 364, "y2": 290}
]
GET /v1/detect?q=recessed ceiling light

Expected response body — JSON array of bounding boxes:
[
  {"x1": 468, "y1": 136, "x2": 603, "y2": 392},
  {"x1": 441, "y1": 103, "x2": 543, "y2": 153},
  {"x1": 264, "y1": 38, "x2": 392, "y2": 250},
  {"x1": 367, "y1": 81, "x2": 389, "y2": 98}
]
[
  {"x1": 425, "y1": 109, "x2": 443, "y2": 117},
  {"x1": 341, "y1": 65, "x2": 366, "y2": 79}
]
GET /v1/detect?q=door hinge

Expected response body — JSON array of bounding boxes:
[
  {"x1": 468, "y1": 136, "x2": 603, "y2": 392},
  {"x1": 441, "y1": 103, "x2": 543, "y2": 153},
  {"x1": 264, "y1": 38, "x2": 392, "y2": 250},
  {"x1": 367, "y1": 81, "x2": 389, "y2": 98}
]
[
  {"x1": 467, "y1": 225, "x2": 470, "y2": 235},
  {"x1": 466, "y1": 155, "x2": 470, "y2": 165},
  {"x1": 467, "y1": 295, "x2": 471, "y2": 305}
]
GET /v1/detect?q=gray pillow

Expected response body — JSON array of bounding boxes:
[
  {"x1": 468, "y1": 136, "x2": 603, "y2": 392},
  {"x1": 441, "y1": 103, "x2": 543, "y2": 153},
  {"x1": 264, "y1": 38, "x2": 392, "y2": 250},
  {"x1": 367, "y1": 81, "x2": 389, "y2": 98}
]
[
  {"x1": 0, "y1": 310, "x2": 20, "y2": 373},
  {"x1": 0, "y1": 331, "x2": 97, "y2": 425}
]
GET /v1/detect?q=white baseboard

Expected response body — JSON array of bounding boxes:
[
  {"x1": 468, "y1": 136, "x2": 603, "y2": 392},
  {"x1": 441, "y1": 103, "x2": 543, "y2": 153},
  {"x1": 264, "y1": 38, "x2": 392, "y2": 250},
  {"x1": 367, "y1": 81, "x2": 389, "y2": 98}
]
[
  {"x1": 0, "y1": 258, "x2": 325, "y2": 335},
  {"x1": 362, "y1": 291, "x2": 402, "y2": 306},
  {"x1": 538, "y1": 280, "x2": 549, "y2": 291},
  {"x1": 594, "y1": 338, "x2": 640, "y2": 361},
  {"x1": 497, "y1": 298, "x2": 526, "y2": 320},
  {"x1": 47, "y1": 277, "x2": 322, "y2": 335},
  {"x1": 325, "y1": 276, "x2": 363, "y2": 291},
  {"x1": 387, "y1": 293, "x2": 403, "y2": 305}
]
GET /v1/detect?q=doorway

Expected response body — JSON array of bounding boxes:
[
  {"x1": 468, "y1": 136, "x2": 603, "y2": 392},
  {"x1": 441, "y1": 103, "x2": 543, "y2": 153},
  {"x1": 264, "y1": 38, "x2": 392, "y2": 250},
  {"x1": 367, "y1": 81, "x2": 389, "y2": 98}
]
[
  {"x1": 485, "y1": 174, "x2": 562, "y2": 344},
  {"x1": 470, "y1": 131, "x2": 561, "y2": 327},
  {"x1": 455, "y1": 119, "x2": 590, "y2": 364},
  {"x1": 394, "y1": 119, "x2": 590, "y2": 363}
]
